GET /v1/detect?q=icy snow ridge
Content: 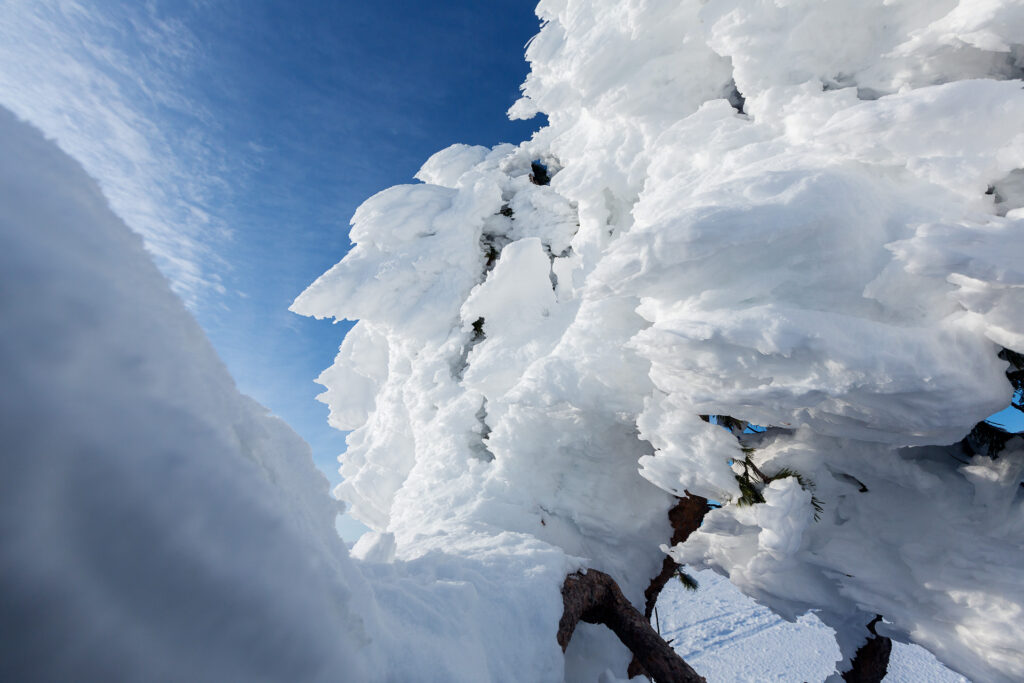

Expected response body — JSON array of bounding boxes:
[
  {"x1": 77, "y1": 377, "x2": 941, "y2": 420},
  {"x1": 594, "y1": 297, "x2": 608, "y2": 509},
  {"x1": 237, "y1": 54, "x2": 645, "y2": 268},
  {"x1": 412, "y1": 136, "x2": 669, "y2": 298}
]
[{"x1": 297, "y1": 1, "x2": 1024, "y2": 680}]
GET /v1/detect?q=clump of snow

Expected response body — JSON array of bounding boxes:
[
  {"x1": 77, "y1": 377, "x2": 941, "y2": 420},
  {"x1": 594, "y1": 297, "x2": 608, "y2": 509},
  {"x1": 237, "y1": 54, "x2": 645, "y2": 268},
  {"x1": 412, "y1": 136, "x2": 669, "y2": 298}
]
[
  {"x1": 297, "y1": 1, "x2": 1024, "y2": 680},
  {"x1": 295, "y1": 136, "x2": 675, "y2": 677}
]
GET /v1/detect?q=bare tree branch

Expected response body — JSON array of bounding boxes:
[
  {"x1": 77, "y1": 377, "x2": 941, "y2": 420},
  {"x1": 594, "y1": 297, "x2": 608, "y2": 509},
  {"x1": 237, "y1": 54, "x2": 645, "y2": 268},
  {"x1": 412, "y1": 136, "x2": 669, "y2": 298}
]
[
  {"x1": 558, "y1": 569, "x2": 706, "y2": 683},
  {"x1": 628, "y1": 495, "x2": 709, "y2": 679},
  {"x1": 641, "y1": 495, "x2": 710, "y2": 619}
]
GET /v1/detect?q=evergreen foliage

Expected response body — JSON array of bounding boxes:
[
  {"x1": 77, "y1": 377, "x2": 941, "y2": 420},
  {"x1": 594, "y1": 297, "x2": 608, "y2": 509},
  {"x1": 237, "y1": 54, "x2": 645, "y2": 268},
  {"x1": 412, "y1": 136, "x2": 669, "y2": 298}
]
[
  {"x1": 675, "y1": 568, "x2": 699, "y2": 592},
  {"x1": 724, "y1": 430, "x2": 824, "y2": 521}
]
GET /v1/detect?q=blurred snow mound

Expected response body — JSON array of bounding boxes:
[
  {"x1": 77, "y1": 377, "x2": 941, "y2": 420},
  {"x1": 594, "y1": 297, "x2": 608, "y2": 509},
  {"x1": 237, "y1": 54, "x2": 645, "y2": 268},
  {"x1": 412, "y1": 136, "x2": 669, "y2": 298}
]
[{"x1": 0, "y1": 108, "x2": 572, "y2": 682}]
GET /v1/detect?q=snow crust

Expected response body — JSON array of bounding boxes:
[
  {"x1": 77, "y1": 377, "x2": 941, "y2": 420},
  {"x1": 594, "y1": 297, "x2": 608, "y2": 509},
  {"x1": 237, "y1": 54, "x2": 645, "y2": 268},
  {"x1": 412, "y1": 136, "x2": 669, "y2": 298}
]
[
  {"x1": 658, "y1": 569, "x2": 969, "y2": 683},
  {"x1": 296, "y1": 1, "x2": 1024, "y2": 680},
  {"x1": 0, "y1": 108, "x2": 574, "y2": 682}
]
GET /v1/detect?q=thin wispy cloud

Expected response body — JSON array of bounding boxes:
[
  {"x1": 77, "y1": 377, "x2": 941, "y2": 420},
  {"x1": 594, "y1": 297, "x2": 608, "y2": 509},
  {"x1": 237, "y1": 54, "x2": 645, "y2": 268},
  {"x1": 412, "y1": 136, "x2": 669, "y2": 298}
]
[{"x1": 0, "y1": 0, "x2": 228, "y2": 306}]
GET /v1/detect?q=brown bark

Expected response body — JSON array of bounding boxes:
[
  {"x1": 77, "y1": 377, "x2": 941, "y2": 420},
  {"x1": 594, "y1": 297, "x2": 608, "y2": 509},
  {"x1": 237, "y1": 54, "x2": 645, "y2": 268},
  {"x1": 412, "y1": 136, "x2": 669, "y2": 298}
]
[
  {"x1": 841, "y1": 617, "x2": 892, "y2": 683},
  {"x1": 559, "y1": 569, "x2": 706, "y2": 683},
  {"x1": 628, "y1": 495, "x2": 710, "y2": 679},
  {"x1": 642, "y1": 495, "x2": 710, "y2": 619}
]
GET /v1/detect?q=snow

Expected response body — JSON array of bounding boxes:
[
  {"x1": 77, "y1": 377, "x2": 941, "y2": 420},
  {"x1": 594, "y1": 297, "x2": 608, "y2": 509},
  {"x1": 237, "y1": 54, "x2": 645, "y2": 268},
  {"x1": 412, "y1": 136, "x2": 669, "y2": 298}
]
[
  {"x1": 659, "y1": 569, "x2": 969, "y2": 683},
  {"x1": 0, "y1": 106, "x2": 370, "y2": 681},
  {"x1": 296, "y1": 0, "x2": 1024, "y2": 680}
]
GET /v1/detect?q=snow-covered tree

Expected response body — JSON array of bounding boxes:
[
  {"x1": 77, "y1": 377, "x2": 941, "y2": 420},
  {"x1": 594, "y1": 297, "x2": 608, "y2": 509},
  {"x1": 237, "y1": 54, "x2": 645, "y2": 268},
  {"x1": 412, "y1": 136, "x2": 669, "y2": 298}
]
[{"x1": 294, "y1": 1, "x2": 1024, "y2": 680}]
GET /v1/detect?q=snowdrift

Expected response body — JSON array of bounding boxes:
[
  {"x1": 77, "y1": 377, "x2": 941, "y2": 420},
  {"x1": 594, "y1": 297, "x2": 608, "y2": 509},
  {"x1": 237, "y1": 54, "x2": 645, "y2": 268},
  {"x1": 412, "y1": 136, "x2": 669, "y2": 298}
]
[
  {"x1": 296, "y1": 1, "x2": 1024, "y2": 680},
  {"x1": 0, "y1": 109, "x2": 574, "y2": 682}
]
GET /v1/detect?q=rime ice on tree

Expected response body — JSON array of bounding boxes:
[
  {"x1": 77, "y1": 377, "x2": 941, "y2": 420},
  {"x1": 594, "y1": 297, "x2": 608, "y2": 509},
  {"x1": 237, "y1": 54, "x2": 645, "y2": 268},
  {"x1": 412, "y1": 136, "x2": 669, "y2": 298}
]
[{"x1": 296, "y1": 1, "x2": 1024, "y2": 680}]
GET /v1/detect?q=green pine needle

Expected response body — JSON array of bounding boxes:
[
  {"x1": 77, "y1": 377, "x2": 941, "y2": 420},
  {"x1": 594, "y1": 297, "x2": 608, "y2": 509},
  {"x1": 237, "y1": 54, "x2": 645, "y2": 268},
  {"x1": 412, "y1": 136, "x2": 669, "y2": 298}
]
[
  {"x1": 734, "y1": 474, "x2": 766, "y2": 506},
  {"x1": 676, "y1": 569, "x2": 699, "y2": 591}
]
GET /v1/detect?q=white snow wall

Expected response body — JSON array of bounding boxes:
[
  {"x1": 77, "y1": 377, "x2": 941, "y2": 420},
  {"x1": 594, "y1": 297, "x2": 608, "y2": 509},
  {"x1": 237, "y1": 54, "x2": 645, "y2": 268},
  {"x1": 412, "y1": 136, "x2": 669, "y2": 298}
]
[
  {"x1": 0, "y1": 108, "x2": 576, "y2": 682},
  {"x1": 295, "y1": 1, "x2": 1024, "y2": 681},
  {"x1": 0, "y1": 107, "x2": 370, "y2": 681}
]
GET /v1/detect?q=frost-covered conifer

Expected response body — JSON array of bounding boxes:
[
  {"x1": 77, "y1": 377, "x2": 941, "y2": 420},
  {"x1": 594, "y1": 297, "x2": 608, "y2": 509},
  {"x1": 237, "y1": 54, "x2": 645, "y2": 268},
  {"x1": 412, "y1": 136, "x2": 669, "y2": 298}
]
[{"x1": 296, "y1": 1, "x2": 1024, "y2": 680}]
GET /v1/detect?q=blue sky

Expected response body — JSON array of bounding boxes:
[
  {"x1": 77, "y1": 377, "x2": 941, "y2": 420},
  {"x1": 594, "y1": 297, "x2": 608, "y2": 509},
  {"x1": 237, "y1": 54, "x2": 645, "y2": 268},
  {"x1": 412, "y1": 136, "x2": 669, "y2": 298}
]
[{"x1": 1, "y1": 0, "x2": 544, "y2": 540}]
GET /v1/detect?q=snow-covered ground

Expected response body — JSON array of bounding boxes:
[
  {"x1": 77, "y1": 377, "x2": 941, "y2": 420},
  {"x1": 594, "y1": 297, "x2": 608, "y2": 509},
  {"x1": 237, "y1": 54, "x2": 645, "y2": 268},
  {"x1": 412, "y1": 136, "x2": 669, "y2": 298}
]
[{"x1": 659, "y1": 570, "x2": 969, "y2": 682}]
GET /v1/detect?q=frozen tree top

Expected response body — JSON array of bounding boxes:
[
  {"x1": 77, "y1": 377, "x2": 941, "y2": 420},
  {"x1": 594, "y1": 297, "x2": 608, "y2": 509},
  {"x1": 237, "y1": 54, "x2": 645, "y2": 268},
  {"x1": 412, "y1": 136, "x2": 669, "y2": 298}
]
[{"x1": 296, "y1": 1, "x2": 1024, "y2": 680}]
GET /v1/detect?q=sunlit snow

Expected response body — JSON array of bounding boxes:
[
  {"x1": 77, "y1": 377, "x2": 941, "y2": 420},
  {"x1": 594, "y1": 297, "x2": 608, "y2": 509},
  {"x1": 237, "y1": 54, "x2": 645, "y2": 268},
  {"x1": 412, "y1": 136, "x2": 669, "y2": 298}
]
[{"x1": 296, "y1": 1, "x2": 1024, "y2": 680}]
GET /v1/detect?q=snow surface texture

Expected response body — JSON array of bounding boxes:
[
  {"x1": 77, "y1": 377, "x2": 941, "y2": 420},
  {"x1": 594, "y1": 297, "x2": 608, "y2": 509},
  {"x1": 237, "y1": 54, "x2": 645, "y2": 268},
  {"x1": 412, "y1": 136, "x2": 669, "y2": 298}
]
[
  {"x1": 658, "y1": 569, "x2": 968, "y2": 683},
  {"x1": 297, "y1": 1, "x2": 1024, "y2": 680},
  {"x1": 0, "y1": 109, "x2": 576, "y2": 682}
]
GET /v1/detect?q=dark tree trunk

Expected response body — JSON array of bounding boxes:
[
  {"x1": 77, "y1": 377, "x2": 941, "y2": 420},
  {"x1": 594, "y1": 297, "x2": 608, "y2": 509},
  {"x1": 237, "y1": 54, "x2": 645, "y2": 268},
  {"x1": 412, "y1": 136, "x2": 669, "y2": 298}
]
[
  {"x1": 641, "y1": 495, "x2": 710, "y2": 618},
  {"x1": 559, "y1": 569, "x2": 706, "y2": 683},
  {"x1": 841, "y1": 617, "x2": 892, "y2": 683},
  {"x1": 628, "y1": 494, "x2": 710, "y2": 678}
]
